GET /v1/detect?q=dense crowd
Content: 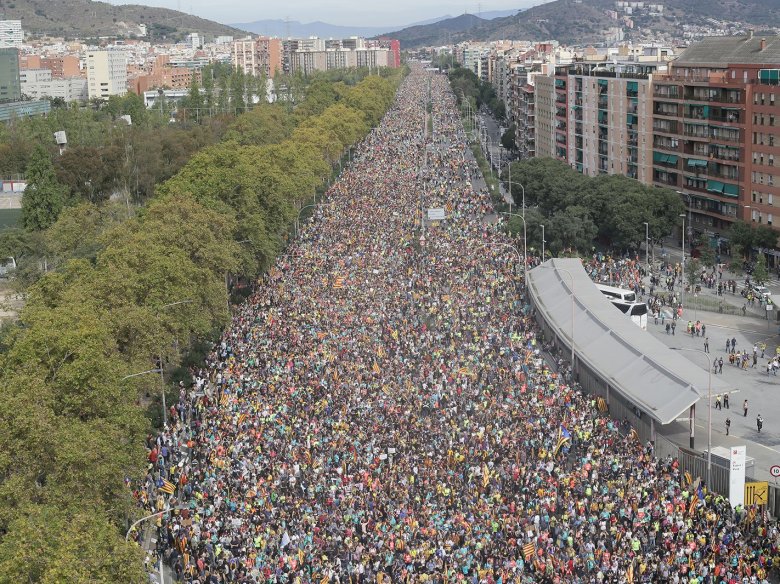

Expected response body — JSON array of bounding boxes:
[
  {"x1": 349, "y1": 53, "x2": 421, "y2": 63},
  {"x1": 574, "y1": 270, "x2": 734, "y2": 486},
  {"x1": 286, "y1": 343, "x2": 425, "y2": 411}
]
[{"x1": 131, "y1": 67, "x2": 780, "y2": 583}]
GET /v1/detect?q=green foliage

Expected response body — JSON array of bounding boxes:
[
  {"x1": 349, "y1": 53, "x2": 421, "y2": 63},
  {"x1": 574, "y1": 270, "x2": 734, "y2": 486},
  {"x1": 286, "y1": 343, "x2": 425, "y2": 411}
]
[
  {"x1": 21, "y1": 146, "x2": 66, "y2": 231},
  {"x1": 728, "y1": 220, "x2": 755, "y2": 258},
  {"x1": 0, "y1": 67, "x2": 406, "y2": 582},
  {"x1": 501, "y1": 123, "x2": 516, "y2": 151},
  {"x1": 687, "y1": 258, "x2": 701, "y2": 288},
  {"x1": 506, "y1": 158, "x2": 684, "y2": 252},
  {"x1": 754, "y1": 253, "x2": 769, "y2": 284}
]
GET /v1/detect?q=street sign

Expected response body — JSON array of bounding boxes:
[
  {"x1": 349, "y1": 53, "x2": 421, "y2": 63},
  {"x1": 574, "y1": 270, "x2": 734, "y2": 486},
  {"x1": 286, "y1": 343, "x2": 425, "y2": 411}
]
[
  {"x1": 427, "y1": 208, "x2": 446, "y2": 221},
  {"x1": 770, "y1": 465, "x2": 780, "y2": 477},
  {"x1": 745, "y1": 481, "x2": 769, "y2": 505}
]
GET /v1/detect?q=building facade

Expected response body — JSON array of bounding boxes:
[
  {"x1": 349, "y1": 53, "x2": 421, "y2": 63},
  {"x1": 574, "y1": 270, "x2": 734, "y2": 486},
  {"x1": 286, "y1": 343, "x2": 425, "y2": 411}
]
[
  {"x1": 534, "y1": 74, "x2": 557, "y2": 159},
  {"x1": 233, "y1": 37, "x2": 283, "y2": 78},
  {"x1": 86, "y1": 49, "x2": 128, "y2": 100},
  {"x1": 20, "y1": 69, "x2": 87, "y2": 102},
  {"x1": 0, "y1": 21, "x2": 22, "y2": 49},
  {"x1": 564, "y1": 63, "x2": 656, "y2": 183},
  {"x1": 0, "y1": 47, "x2": 21, "y2": 102},
  {"x1": 651, "y1": 34, "x2": 780, "y2": 234}
]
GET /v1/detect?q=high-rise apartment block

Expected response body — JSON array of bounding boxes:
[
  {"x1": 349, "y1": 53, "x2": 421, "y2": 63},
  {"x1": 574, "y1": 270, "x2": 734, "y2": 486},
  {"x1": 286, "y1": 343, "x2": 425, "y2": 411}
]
[
  {"x1": 233, "y1": 37, "x2": 283, "y2": 78},
  {"x1": 86, "y1": 49, "x2": 127, "y2": 100},
  {"x1": 651, "y1": 33, "x2": 780, "y2": 232},
  {"x1": 0, "y1": 21, "x2": 23, "y2": 49}
]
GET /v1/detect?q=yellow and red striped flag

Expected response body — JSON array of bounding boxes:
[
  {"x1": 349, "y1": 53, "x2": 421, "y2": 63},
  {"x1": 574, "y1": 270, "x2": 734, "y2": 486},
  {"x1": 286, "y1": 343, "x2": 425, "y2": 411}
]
[
  {"x1": 333, "y1": 276, "x2": 345, "y2": 289},
  {"x1": 522, "y1": 542, "x2": 535, "y2": 562},
  {"x1": 372, "y1": 361, "x2": 381, "y2": 375},
  {"x1": 317, "y1": 331, "x2": 327, "y2": 340},
  {"x1": 159, "y1": 479, "x2": 176, "y2": 495},
  {"x1": 597, "y1": 397, "x2": 608, "y2": 412}
]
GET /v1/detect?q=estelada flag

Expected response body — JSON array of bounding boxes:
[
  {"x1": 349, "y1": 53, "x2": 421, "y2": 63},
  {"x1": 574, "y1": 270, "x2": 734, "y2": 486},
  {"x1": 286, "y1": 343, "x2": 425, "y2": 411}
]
[{"x1": 159, "y1": 479, "x2": 176, "y2": 495}]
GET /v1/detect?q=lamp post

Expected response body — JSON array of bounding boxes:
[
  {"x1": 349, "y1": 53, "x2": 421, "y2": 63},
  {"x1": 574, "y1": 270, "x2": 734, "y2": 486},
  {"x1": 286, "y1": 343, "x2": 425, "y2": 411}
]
[
  {"x1": 541, "y1": 224, "x2": 546, "y2": 260},
  {"x1": 156, "y1": 300, "x2": 193, "y2": 426},
  {"x1": 126, "y1": 505, "x2": 188, "y2": 584},
  {"x1": 478, "y1": 243, "x2": 523, "y2": 277},
  {"x1": 643, "y1": 222, "x2": 650, "y2": 269},
  {"x1": 670, "y1": 346, "x2": 712, "y2": 488},
  {"x1": 680, "y1": 213, "x2": 686, "y2": 312},
  {"x1": 500, "y1": 212, "x2": 527, "y2": 276}
]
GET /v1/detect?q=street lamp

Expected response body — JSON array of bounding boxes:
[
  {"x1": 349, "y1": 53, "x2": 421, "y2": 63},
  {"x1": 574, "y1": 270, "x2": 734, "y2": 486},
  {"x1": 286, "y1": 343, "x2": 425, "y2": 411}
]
[
  {"x1": 500, "y1": 212, "x2": 527, "y2": 276},
  {"x1": 643, "y1": 222, "x2": 650, "y2": 269},
  {"x1": 126, "y1": 505, "x2": 188, "y2": 584},
  {"x1": 680, "y1": 213, "x2": 686, "y2": 313},
  {"x1": 541, "y1": 224, "x2": 546, "y2": 260},
  {"x1": 156, "y1": 300, "x2": 193, "y2": 426},
  {"x1": 670, "y1": 346, "x2": 712, "y2": 488},
  {"x1": 478, "y1": 243, "x2": 523, "y2": 277}
]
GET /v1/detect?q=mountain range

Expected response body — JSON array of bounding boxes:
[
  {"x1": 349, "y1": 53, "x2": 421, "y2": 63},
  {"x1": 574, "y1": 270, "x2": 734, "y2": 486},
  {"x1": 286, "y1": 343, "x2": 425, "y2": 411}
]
[
  {"x1": 384, "y1": 0, "x2": 780, "y2": 47},
  {"x1": 0, "y1": 0, "x2": 243, "y2": 40},
  {"x1": 230, "y1": 10, "x2": 519, "y2": 40}
]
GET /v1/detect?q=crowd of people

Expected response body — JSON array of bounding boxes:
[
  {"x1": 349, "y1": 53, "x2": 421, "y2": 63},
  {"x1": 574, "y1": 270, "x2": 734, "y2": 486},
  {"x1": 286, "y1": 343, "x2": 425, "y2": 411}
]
[{"x1": 130, "y1": 66, "x2": 780, "y2": 583}]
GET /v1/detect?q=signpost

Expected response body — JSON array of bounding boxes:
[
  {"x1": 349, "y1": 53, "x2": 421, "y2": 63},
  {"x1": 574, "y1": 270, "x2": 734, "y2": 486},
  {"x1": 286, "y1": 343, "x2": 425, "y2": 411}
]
[
  {"x1": 745, "y1": 481, "x2": 768, "y2": 506},
  {"x1": 770, "y1": 465, "x2": 780, "y2": 478},
  {"x1": 427, "y1": 208, "x2": 446, "y2": 221},
  {"x1": 729, "y1": 446, "x2": 747, "y2": 508}
]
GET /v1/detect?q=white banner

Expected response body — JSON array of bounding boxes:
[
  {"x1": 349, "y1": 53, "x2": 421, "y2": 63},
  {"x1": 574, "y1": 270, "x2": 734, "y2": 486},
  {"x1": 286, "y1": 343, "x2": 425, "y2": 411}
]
[{"x1": 729, "y1": 445, "x2": 746, "y2": 508}]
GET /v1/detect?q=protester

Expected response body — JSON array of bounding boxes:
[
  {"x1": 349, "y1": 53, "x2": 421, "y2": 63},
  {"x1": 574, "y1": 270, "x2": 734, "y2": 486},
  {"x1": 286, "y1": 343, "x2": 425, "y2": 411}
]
[{"x1": 130, "y1": 66, "x2": 780, "y2": 584}]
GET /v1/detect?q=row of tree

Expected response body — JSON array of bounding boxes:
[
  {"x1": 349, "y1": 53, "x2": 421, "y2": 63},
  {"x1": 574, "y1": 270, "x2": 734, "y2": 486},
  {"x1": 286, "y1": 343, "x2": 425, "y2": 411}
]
[
  {"x1": 502, "y1": 158, "x2": 686, "y2": 256},
  {"x1": 0, "y1": 68, "x2": 405, "y2": 581}
]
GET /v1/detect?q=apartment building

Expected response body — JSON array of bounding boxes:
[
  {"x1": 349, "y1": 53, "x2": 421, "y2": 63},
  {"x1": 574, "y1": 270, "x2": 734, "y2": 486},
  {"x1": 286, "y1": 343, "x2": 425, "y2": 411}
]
[
  {"x1": 86, "y1": 49, "x2": 128, "y2": 100},
  {"x1": 233, "y1": 37, "x2": 283, "y2": 78},
  {"x1": 651, "y1": 33, "x2": 780, "y2": 234},
  {"x1": 20, "y1": 68, "x2": 87, "y2": 102},
  {"x1": 41, "y1": 55, "x2": 81, "y2": 78},
  {"x1": 564, "y1": 63, "x2": 657, "y2": 183},
  {"x1": 535, "y1": 74, "x2": 557, "y2": 159}
]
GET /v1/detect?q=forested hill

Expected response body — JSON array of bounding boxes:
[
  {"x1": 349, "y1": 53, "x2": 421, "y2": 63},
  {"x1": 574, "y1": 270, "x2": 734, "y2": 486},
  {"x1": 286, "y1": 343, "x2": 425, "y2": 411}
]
[{"x1": 0, "y1": 0, "x2": 244, "y2": 40}]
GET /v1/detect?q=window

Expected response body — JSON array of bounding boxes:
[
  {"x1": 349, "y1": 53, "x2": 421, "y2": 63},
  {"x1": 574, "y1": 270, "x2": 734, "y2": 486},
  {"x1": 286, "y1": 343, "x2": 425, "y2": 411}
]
[
  {"x1": 772, "y1": 115, "x2": 776, "y2": 126},
  {"x1": 773, "y1": 94, "x2": 776, "y2": 105},
  {"x1": 770, "y1": 214, "x2": 773, "y2": 226},
  {"x1": 753, "y1": 191, "x2": 758, "y2": 202},
  {"x1": 769, "y1": 194, "x2": 774, "y2": 206},
  {"x1": 771, "y1": 155, "x2": 775, "y2": 166}
]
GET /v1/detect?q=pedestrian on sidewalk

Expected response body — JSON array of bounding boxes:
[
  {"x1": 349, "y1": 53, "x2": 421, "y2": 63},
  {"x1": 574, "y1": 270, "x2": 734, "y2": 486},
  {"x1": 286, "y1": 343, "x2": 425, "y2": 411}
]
[
  {"x1": 726, "y1": 417, "x2": 731, "y2": 435},
  {"x1": 715, "y1": 394, "x2": 722, "y2": 409},
  {"x1": 731, "y1": 337, "x2": 737, "y2": 353},
  {"x1": 744, "y1": 399, "x2": 749, "y2": 417},
  {"x1": 671, "y1": 321, "x2": 676, "y2": 336},
  {"x1": 757, "y1": 414, "x2": 764, "y2": 433},
  {"x1": 723, "y1": 390, "x2": 728, "y2": 407},
  {"x1": 704, "y1": 337, "x2": 709, "y2": 353}
]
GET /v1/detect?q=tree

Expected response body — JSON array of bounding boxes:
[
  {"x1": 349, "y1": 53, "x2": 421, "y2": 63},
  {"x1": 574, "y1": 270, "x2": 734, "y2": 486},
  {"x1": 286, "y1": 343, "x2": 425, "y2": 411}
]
[
  {"x1": 687, "y1": 258, "x2": 701, "y2": 289},
  {"x1": 753, "y1": 224, "x2": 778, "y2": 250},
  {"x1": 501, "y1": 123, "x2": 516, "y2": 151},
  {"x1": 728, "y1": 221, "x2": 755, "y2": 259},
  {"x1": 753, "y1": 253, "x2": 769, "y2": 284},
  {"x1": 20, "y1": 145, "x2": 66, "y2": 231},
  {"x1": 699, "y1": 244, "x2": 716, "y2": 268}
]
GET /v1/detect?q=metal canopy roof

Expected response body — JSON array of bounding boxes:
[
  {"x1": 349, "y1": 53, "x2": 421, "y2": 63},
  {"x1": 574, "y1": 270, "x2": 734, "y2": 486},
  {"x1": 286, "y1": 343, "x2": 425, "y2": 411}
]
[{"x1": 527, "y1": 258, "x2": 733, "y2": 425}]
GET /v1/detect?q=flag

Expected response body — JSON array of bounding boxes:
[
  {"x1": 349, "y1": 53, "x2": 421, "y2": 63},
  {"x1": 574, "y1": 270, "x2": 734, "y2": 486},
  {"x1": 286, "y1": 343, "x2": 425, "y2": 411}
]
[
  {"x1": 553, "y1": 425, "x2": 571, "y2": 456},
  {"x1": 627, "y1": 561, "x2": 634, "y2": 583},
  {"x1": 220, "y1": 393, "x2": 228, "y2": 406},
  {"x1": 372, "y1": 361, "x2": 381, "y2": 375},
  {"x1": 522, "y1": 542, "x2": 535, "y2": 562},
  {"x1": 159, "y1": 479, "x2": 176, "y2": 495},
  {"x1": 237, "y1": 413, "x2": 247, "y2": 426},
  {"x1": 629, "y1": 428, "x2": 639, "y2": 442},
  {"x1": 482, "y1": 463, "x2": 490, "y2": 488},
  {"x1": 281, "y1": 531, "x2": 291, "y2": 549},
  {"x1": 391, "y1": 329, "x2": 399, "y2": 340},
  {"x1": 377, "y1": 346, "x2": 385, "y2": 358},
  {"x1": 457, "y1": 367, "x2": 470, "y2": 377},
  {"x1": 596, "y1": 397, "x2": 608, "y2": 412},
  {"x1": 317, "y1": 331, "x2": 327, "y2": 340},
  {"x1": 684, "y1": 471, "x2": 692, "y2": 486},
  {"x1": 688, "y1": 494, "x2": 698, "y2": 516},
  {"x1": 333, "y1": 276, "x2": 345, "y2": 289}
]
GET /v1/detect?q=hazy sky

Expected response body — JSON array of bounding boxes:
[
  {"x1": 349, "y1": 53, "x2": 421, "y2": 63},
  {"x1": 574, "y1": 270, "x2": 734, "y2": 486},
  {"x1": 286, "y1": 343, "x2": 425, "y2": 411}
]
[{"x1": 105, "y1": 0, "x2": 543, "y2": 26}]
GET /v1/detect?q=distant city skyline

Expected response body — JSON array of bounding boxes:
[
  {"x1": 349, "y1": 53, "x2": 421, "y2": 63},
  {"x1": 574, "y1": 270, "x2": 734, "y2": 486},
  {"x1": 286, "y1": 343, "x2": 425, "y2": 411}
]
[{"x1": 104, "y1": 0, "x2": 548, "y2": 27}]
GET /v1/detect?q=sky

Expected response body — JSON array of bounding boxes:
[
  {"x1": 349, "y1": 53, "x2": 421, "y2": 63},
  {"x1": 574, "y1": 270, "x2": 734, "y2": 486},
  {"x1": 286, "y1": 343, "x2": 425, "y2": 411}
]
[{"x1": 104, "y1": 0, "x2": 543, "y2": 27}]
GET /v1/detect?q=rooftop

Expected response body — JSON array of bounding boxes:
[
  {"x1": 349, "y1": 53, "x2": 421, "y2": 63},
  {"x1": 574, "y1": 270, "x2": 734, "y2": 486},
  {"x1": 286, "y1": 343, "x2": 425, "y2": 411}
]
[{"x1": 675, "y1": 34, "x2": 780, "y2": 66}]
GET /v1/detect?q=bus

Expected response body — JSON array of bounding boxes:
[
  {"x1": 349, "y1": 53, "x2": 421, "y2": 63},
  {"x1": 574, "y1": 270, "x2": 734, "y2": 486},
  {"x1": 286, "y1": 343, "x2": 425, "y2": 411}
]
[
  {"x1": 594, "y1": 283, "x2": 647, "y2": 329},
  {"x1": 609, "y1": 299, "x2": 648, "y2": 330},
  {"x1": 595, "y1": 283, "x2": 637, "y2": 303}
]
